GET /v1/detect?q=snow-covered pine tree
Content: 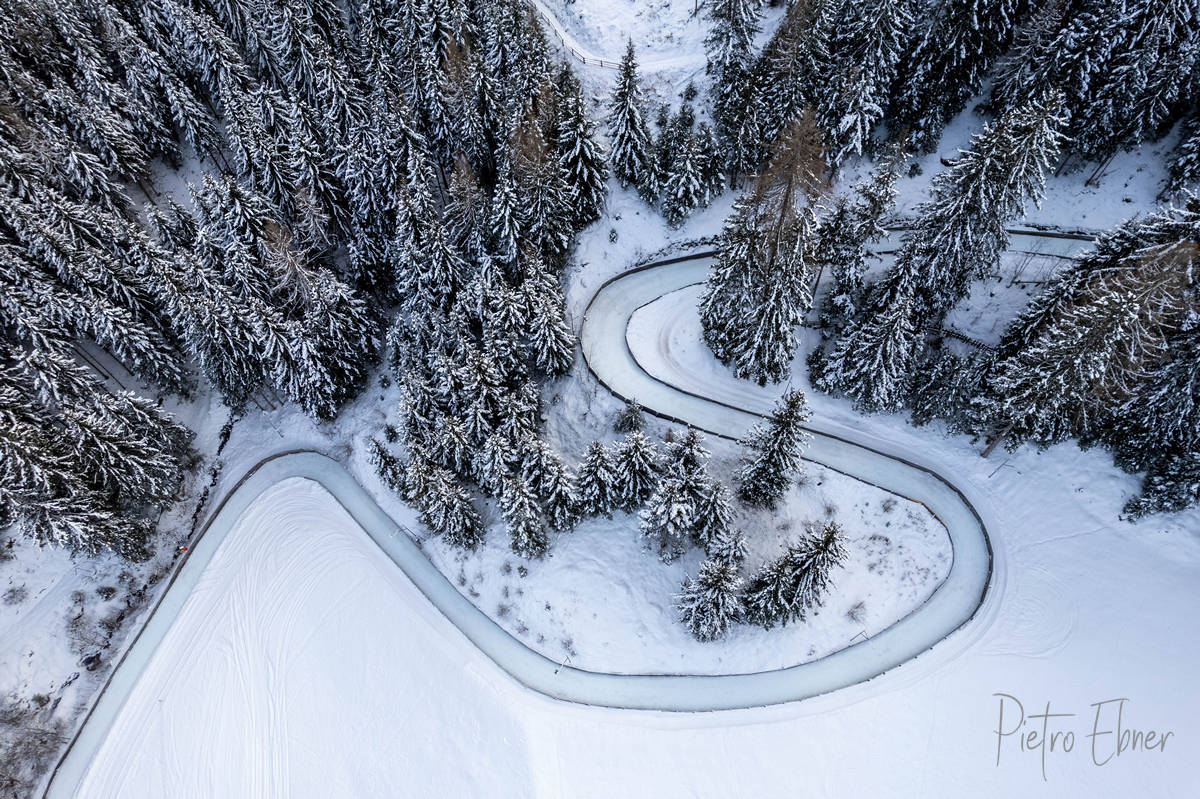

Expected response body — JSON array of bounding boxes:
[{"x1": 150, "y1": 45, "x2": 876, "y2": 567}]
[
  {"x1": 1124, "y1": 451, "x2": 1200, "y2": 519},
  {"x1": 814, "y1": 264, "x2": 921, "y2": 412},
  {"x1": 368, "y1": 437, "x2": 407, "y2": 494},
  {"x1": 817, "y1": 91, "x2": 1066, "y2": 410},
  {"x1": 1069, "y1": 0, "x2": 1199, "y2": 163},
  {"x1": 736, "y1": 389, "x2": 813, "y2": 508},
  {"x1": 554, "y1": 67, "x2": 607, "y2": 229},
  {"x1": 519, "y1": 437, "x2": 580, "y2": 531},
  {"x1": 422, "y1": 465, "x2": 486, "y2": 550},
  {"x1": 815, "y1": 148, "x2": 903, "y2": 335},
  {"x1": 908, "y1": 348, "x2": 991, "y2": 433},
  {"x1": 523, "y1": 262, "x2": 575, "y2": 376},
  {"x1": 512, "y1": 114, "x2": 575, "y2": 266},
  {"x1": 660, "y1": 130, "x2": 706, "y2": 228},
  {"x1": 706, "y1": 0, "x2": 761, "y2": 178},
  {"x1": 639, "y1": 476, "x2": 694, "y2": 561},
  {"x1": 611, "y1": 430, "x2": 659, "y2": 511},
  {"x1": 576, "y1": 440, "x2": 616, "y2": 518},
  {"x1": 692, "y1": 480, "x2": 735, "y2": 551},
  {"x1": 978, "y1": 198, "x2": 1199, "y2": 455},
  {"x1": 476, "y1": 431, "x2": 517, "y2": 495},
  {"x1": 887, "y1": 0, "x2": 1026, "y2": 153},
  {"x1": 755, "y1": 0, "x2": 837, "y2": 147},
  {"x1": 699, "y1": 112, "x2": 827, "y2": 383},
  {"x1": 707, "y1": 526, "x2": 749, "y2": 565},
  {"x1": 676, "y1": 559, "x2": 744, "y2": 641},
  {"x1": 500, "y1": 472, "x2": 549, "y2": 557},
  {"x1": 743, "y1": 521, "x2": 847, "y2": 628},
  {"x1": 608, "y1": 39, "x2": 653, "y2": 192},
  {"x1": 1107, "y1": 316, "x2": 1200, "y2": 472},
  {"x1": 613, "y1": 398, "x2": 646, "y2": 433},
  {"x1": 1163, "y1": 115, "x2": 1200, "y2": 199},
  {"x1": 820, "y1": 0, "x2": 912, "y2": 167},
  {"x1": 663, "y1": 427, "x2": 711, "y2": 480}
]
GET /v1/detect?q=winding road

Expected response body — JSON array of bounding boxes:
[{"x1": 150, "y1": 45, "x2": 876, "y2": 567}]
[{"x1": 47, "y1": 230, "x2": 1094, "y2": 796}]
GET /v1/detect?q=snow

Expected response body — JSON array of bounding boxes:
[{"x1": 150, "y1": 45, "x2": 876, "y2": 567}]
[
  {"x1": 65, "y1": 478, "x2": 534, "y2": 799},
  {"x1": 54, "y1": 460, "x2": 1199, "y2": 797},
  {"x1": 412, "y1": 437, "x2": 950, "y2": 675},
  {"x1": 7, "y1": 1, "x2": 1198, "y2": 794}
]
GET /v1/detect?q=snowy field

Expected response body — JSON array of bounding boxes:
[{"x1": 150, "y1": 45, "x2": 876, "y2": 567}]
[
  {"x1": 58, "y1": 472, "x2": 1197, "y2": 797},
  {"x1": 64, "y1": 478, "x2": 536, "y2": 798}
]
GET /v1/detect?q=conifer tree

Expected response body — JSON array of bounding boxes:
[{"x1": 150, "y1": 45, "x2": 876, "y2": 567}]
[
  {"x1": 699, "y1": 113, "x2": 827, "y2": 383},
  {"x1": 743, "y1": 521, "x2": 847, "y2": 628},
  {"x1": 706, "y1": 0, "x2": 761, "y2": 175},
  {"x1": 1124, "y1": 451, "x2": 1200, "y2": 519},
  {"x1": 736, "y1": 389, "x2": 812, "y2": 508},
  {"x1": 707, "y1": 526, "x2": 749, "y2": 565},
  {"x1": 500, "y1": 473, "x2": 549, "y2": 557},
  {"x1": 692, "y1": 480, "x2": 735, "y2": 551},
  {"x1": 888, "y1": 0, "x2": 1025, "y2": 153},
  {"x1": 1163, "y1": 115, "x2": 1200, "y2": 199},
  {"x1": 820, "y1": 0, "x2": 911, "y2": 166},
  {"x1": 613, "y1": 398, "x2": 646, "y2": 433},
  {"x1": 576, "y1": 440, "x2": 616, "y2": 518},
  {"x1": 422, "y1": 465, "x2": 486, "y2": 550},
  {"x1": 817, "y1": 91, "x2": 1066, "y2": 410},
  {"x1": 676, "y1": 559, "x2": 744, "y2": 641},
  {"x1": 554, "y1": 68, "x2": 607, "y2": 228},
  {"x1": 608, "y1": 40, "x2": 652, "y2": 191},
  {"x1": 660, "y1": 130, "x2": 706, "y2": 227},
  {"x1": 639, "y1": 476, "x2": 694, "y2": 561},
  {"x1": 816, "y1": 150, "x2": 903, "y2": 335},
  {"x1": 611, "y1": 431, "x2": 659, "y2": 511}
]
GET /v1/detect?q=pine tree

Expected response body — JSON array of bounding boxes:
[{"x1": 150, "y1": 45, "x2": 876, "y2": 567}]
[
  {"x1": 554, "y1": 68, "x2": 607, "y2": 228},
  {"x1": 820, "y1": 0, "x2": 912, "y2": 166},
  {"x1": 608, "y1": 40, "x2": 652, "y2": 191},
  {"x1": 500, "y1": 473, "x2": 548, "y2": 557},
  {"x1": 815, "y1": 266, "x2": 921, "y2": 412},
  {"x1": 737, "y1": 389, "x2": 812, "y2": 508},
  {"x1": 639, "y1": 476, "x2": 694, "y2": 561},
  {"x1": 743, "y1": 521, "x2": 847, "y2": 628},
  {"x1": 699, "y1": 113, "x2": 827, "y2": 383},
  {"x1": 908, "y1": 348, "x2": 990, "y2": 432},
  {"x1": 707, "y1": 526, "x2": 749, "y2": 565},
  {"x1": 978, "y1": 199, "x2": 1199, "y2": 453},
  {"x1": 887, "y1": 0, "x2": 1026, "y2": 153},
  {"x1": 755, "y1": 0, "x2": 838, "y2": 147},
  {"x1": 1163, "y1": 115, "x2": 1200, "y2": 199},
  {"x1": 576, "y1": 440, "x2": 616, "y2": 518},
  {"x1": 611, "y1": 431, "x2": 659, "y2": 511},
  {"x1": 613, "y1": 398, "x2": 646, "y2": 433},
  {"x1": 525, "y1": 290, "x2": 575, "y2": 376},
  {"x1": 816, "y1": 146, "x2": 904, "y2": 335},
  {"x1": 707, "y1": 0, "x2": 761, "y2": 178},
  {"x1": 676, "y1": 559, "x2": 744, "y2": 641},
  {"x1": 692, "y1": 480, "x2": 735, "y2": 550},
  {"x1": 1108, "y1": 317, "x2": 1200, "y2": 471},
  {"x1": 422, "y1": 466, "x2": 486, "y2": 550},
  {"x1": 817, "y1": 91, "x2": 1066, "y2": 410},
  {"x1": 660, "y1": 130, "x2": 706, "y2": 227},
  {"x1": 1124, "y1": 451, "x2": 1200, "y2": 519}
]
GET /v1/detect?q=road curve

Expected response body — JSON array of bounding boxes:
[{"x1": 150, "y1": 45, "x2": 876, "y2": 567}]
[{"x1": 580, "y1": 254, "x2": 1002, "y2": 704}]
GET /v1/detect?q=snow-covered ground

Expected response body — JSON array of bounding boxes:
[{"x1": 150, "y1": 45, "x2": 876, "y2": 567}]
[
  {"x1": 411, "y1": 431, "x2": 950, "y2": 675},
  {"x1": 57, "y1": 465, "x2": 1198, "y2": 797}
]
